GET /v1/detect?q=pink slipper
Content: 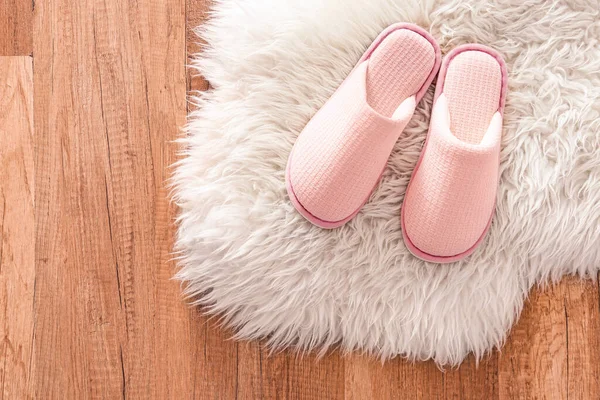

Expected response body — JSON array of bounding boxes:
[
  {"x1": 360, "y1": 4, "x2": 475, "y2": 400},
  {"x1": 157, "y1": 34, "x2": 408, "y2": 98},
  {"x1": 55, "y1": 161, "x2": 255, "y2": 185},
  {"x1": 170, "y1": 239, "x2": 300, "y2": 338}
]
[
  {"x1": 286, "y1": 23, "x2": 441, "y2": 228},
  {"x1": 401, "y1": 44, "x2": 508, "y2": 263}
]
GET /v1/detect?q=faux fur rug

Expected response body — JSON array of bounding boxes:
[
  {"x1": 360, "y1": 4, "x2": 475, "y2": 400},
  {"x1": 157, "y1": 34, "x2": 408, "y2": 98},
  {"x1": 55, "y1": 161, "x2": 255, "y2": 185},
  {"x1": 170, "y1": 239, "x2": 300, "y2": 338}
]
[{"x1": 173, "y1": 0, "x2": 600, "y2": 365}]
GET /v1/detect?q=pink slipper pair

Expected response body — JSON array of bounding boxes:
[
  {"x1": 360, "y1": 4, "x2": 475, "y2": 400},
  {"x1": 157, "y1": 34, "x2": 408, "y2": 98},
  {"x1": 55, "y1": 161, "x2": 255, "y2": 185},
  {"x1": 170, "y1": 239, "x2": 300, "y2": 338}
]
[{"x1": 286, "y1": 23, "x2": 508, "y2": 263}]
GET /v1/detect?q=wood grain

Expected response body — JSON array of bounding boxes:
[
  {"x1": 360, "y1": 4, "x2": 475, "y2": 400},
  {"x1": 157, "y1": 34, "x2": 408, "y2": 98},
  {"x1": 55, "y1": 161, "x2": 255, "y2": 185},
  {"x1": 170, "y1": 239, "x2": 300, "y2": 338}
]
[
  {"x1": 286, "y1": 351, "x2": 345, "y2": 399},
  {"x1": 564, "y1": 279, "x2": 600, "y2": 398},
  {"x1": 0, "y1": 0, "x2": 33, "y2": 55},
  {"x1": 186, "y1": 0, "x2": 211, "y2": 93},
  {"x1": 33, "y1": 0, "x2": 192, "y2": 397},
  {"x1": 0, "y1": 0, "x2": 594, "y2": 397},
  {"x1": 0, "y1": 56, "x2": 35, "y2": 400},
  {"x1": 193, "y1": 318, "x2": 239, "y2": 398},
  {"x1": 237, "y1": 343, "x2": 345, "y2": 399},
  {"x1": 498, "y1": 277, "x2": 600, "y2": 400},
  {"x1": 346, "y1": 355, "x2": 449, "y2": 399},
  {"x1": 445, "y1": 354, "x2": 499, "y2": 399}
]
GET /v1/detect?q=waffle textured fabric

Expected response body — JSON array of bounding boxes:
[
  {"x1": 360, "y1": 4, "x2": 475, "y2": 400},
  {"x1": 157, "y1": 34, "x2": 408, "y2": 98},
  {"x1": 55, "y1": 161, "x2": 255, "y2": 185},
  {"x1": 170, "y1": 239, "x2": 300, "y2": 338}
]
[
  {"x1": 444, "y1": 51, "x2": 503, "y2": 143},
  {"x1": 174, "y1": 0, "x2": 600, "y2": 365},
  {"x1": 366, "y1": 30, "x2": 435, "y2": 117},
  {"x1": 289, "y1": 28, "x2": 436, "y2": 224}
]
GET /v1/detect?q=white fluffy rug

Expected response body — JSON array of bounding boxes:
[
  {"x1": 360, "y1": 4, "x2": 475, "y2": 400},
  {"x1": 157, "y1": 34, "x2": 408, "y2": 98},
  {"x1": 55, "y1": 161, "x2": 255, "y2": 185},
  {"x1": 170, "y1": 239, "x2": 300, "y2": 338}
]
[{"x1": 173, "y1": 0, "x2": 600, "y2": 365}]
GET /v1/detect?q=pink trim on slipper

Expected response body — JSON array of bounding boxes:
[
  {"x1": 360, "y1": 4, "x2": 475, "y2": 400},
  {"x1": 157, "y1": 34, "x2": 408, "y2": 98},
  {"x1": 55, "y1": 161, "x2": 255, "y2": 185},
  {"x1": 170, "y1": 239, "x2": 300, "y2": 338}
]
[
  {"x1": 401, "y1": 44, "x2": 508, "y2": 263},
  {"x1": 286, "y1": 23, "x2": 441, "y2": 228}
]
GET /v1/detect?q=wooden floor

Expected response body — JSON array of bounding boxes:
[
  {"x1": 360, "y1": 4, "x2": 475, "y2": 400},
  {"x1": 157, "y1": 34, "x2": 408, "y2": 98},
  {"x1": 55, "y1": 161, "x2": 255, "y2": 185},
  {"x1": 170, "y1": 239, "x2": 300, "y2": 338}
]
[{"x1": 1, "y1": 0, "x2": 599, "y2": 398}]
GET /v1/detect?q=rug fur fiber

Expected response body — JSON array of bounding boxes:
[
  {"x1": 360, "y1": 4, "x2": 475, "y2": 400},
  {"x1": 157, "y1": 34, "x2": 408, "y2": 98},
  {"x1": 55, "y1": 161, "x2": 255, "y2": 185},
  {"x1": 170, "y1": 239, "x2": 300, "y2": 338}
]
[{"x1": 173, "y1": 0, "x2": 600, "y2": 365}]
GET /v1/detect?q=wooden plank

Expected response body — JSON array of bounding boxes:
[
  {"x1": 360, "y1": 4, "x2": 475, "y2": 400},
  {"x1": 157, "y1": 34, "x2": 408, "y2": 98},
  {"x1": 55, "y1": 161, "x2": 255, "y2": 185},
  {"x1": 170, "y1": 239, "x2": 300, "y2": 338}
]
[
  {"x1": 564, "y1": 278, "x2": 600, "y2": 398},
  {"x1": 345, "y1": 355, "x2": 444, "y2": 399},
  {"x1": 236, "y1": 341, "x2": 264, "y2": 399},
  {"x1": 198, "y1": 329, "x2": 345, "y2": 399},
  {"x1": 0, "y1": 0, "x2": 32, "y2": 55},
  {"x1": 498, "y1": 283, "x2": 568, "y2": 399},
  {"x1": 396, "y1": 359, "x2": 446, "y2": 399},
  {"x1": 186, "y1": 0, "x2": 211, "y2": 93},
  {"x1": 286, "y1": 351, "x2": 345, "y2": 399},
  {"x1": 236, "y1": 343, "x2": 289, "y2": 399},
  {"x1": 0, "y1": 56, "x2": 35, "y2": 400},
  {"x1": 192, "y1": 317, "x2": 239, "y2": 399},
  {"x1": 345, "y1": 355, "x2": 378, "y2": 400},
  {"x1": 258, "y1": 351, "x2": 292, "y2": 399},
  {"x1": 33, "y1": 0, "x2": 191, "y2": 397},
  {"x1": 444, "y1": 354, "x2": 499, "y2": 400},
  {"x1": 345, "y1": 350, "x2": 499, "y2": 399},
  {"x1": 498, "y1": 278, "x2": 600, "y2": 399},
  {"x1": 237, "y1": 343, "x2": 345, "y2": 400}
]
